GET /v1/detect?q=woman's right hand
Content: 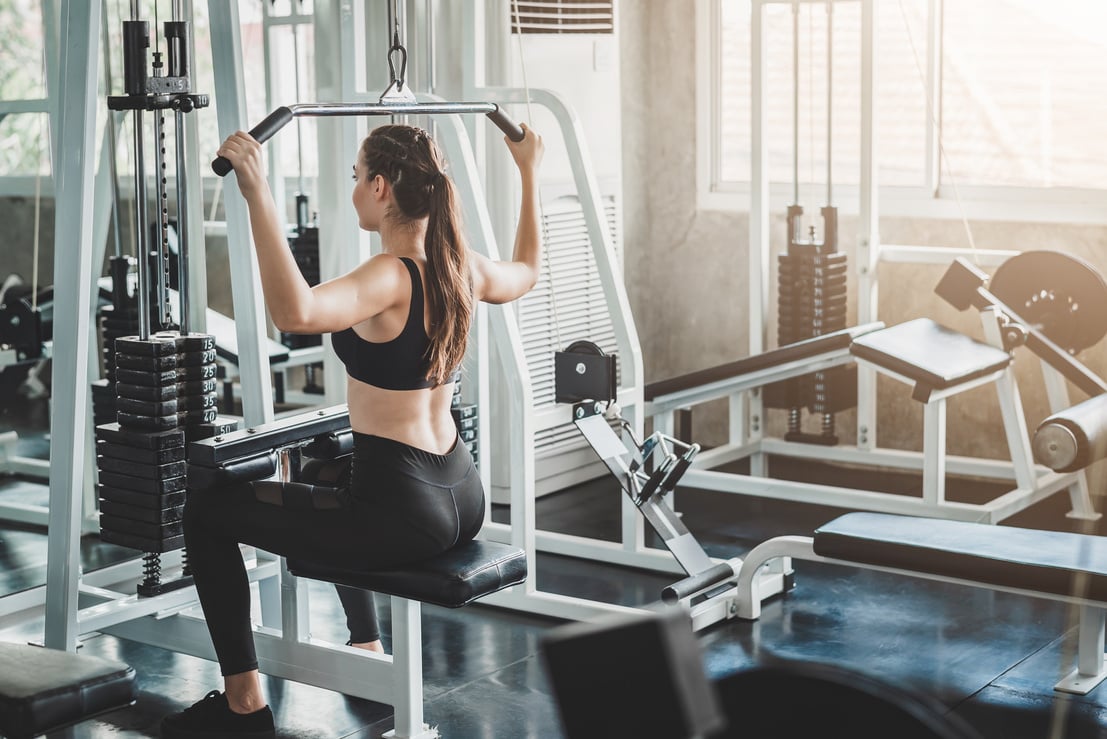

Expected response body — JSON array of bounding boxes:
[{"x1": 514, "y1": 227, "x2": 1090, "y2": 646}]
[
  {"x1": 216, "y1": 131, "x2": 268, "y2": 199},
  {"x1": 505, "y1": 123, "x2": 544, "y2": 176}
]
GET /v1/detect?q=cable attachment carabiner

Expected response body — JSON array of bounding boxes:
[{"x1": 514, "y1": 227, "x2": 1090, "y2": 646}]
[{"x1": 380, "y1": 28, "x2": 416, "y2": 103}]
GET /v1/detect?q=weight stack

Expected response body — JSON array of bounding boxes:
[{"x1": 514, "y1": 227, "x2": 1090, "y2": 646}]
[
  {"x1": 451, "y1": 387, "x2": 478, "y2": 470},
  {"x1": 95, "y1": 256, "x2": 142, "y2": 426},
  {"x1": 95, "y1": 331, "x2": 220, "y2": 571},
  {"x1": 766, "y1": 207, "x2": 856, "y2": 443}
]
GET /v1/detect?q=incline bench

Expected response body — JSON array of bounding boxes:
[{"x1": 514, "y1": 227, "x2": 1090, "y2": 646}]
[
  {"x1": 188, "y1": 405, "x2": 527, "y2": 738},
  {"x1": 734, "y1": 393, "x2": 1107, "y2": 694}
]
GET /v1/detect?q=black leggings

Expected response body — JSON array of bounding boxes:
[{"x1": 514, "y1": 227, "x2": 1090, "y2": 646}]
[{"x1": 184, "y1": 432, "x2": 485, "y2": 676}]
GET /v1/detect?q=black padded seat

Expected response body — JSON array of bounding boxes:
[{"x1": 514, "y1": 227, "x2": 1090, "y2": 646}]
[
  {"x1": 814, "y1": 512, "x2": 1107, "y2": 603},
  {"x1": 0, "y1": 643, "x2": 136, "y2": 739},
  {"x1": 849, "y1": 318, "x2": 1010, "y2": 401},
  {"x1": 288, "y1": 539, "x2": 527, "y2": 609},
  {"x1": 644, "y1": 322, "x2": 884, "y2": 401}
]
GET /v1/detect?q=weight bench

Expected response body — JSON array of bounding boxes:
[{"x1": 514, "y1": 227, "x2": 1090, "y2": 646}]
[
  {"x1": 288, "y1": 542, "x2": 527, "y2": 737},
  {"x1": 188, "y1": 405, "x2": 528, "y2": 738},
  {"x1": 735, "y1": 394, "x2": 1107, "y2": 694},
  {"x1": 848, "y1": 317, "x2": 1034, "y2": 510},
  {"x1": 644, "y1": 321, "x2": 885, "y2": 439},
  {"x1": 0, "y1": 643, "x2": 136, "y2": 738}
]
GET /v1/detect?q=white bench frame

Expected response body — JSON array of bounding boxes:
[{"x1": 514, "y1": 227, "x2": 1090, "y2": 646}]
[
  {"x1": 97, "y1": 550, "x2": 441, "y2": 738},
  {"x1": 645, "y1": 309, "x2": 1098, "y2": 525}
]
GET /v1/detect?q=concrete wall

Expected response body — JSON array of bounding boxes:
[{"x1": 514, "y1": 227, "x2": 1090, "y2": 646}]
[{"x1": 619, "y1": 1, "x2": 1107, "y2": 462}]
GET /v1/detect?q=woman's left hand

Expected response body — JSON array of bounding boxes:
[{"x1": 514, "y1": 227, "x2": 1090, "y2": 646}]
[{"x1": 216, "y1": 132, "x2": 267, "y2": 199}]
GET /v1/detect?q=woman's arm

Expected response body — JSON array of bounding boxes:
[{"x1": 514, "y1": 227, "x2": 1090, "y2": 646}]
[
  {"x1": 217, "y1": 131, "x2": 402, "y2": 333},
  {"x1": 472, "y1": 124, "x2": 545, "y2": 304}
]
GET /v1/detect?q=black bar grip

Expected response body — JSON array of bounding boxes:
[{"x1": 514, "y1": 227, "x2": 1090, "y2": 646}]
[
  {"x1": 211, "y1": 106, "x2": 296, "y2": 176},
  {"x1": 661, "y1": 562, "x2": 736, "y2": 604},
  {"x1": 486, "y1": 105, "x2": 525, "y2": 142}
]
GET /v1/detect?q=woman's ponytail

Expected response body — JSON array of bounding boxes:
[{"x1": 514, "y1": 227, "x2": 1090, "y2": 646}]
[{"x1": 422, "y1": 169, "x2": 471, "y2": 385}]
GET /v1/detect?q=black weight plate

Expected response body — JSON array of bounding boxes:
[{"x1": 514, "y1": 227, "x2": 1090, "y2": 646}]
[
  {"x1": 989, "y1": 250, "x2": 1107, "y2": 353},
  {"x1": 115, "y1": 396, "x2": 179, "y2": 417},
  {"x1": 115, "y1": 353, "x2": 179, "y2": 371},
  {"x1": 177, "y1": 363, "x2": 216, "y2": 381},
  {"x1": 178, "y1": 348, "x2": 217, "y2": 366},
  {"x1": 98, "y1": 484, "x2": 186, "y2": 509},
  {"x1": 185, "y1": 416, "x2": 241, "y2": 442},
  {"x1": 179, "y1": 392, "x2": 218, "y2": 411},
  {"x1": 451, "y1": 405, "x2": 477, "y2": 422},
  {"x1": 117, "y1": 411, "x2": 180, "y2": 431},
  {"x1": 100, "y1": 515, "x2": 184, "y2": 539},
  {"x1": 150, "y1": 331, "x2": 216, "y2": 352},
  {"x1": 116, "y1": 382, "x2": 179, "y2": 402},
  {"x1": 95, "y1": 422, "x2": 185, "y2": 450},
  {"x1": 98, "y1": 469, "x2": 186, "y2": 494},
  {"x1": 97, "y1": 455, "x2": 187, "y2": 480},
  {"x1": 115, "y1": 335, "x2": 178, "y2": 357},
  {"x1": 97, "y1": 440, "x2": 186, "y2": 465},
  {"x1": 116, "y1": 367, "x2": 179, "y2": 387},
  {"x1": 99, "y1": 527, "x2": 184, "y2": 553},
  {"x1": 179, "y1": 378, "x2": 218, "y2": 395},
  {"x1": 182, "y1": 407, "x2": 219, "y2": 424},
  {"x1": 99, "y1": 499, "x2": 185, "y2": 525}
]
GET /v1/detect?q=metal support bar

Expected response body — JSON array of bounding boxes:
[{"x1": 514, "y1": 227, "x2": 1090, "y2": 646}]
[
  {"x1": 45, "y1": 0, "x2": 102, "y2": 652},
  {"x1": 208, "y1": 0, "x2": 275, "y2": 427}
]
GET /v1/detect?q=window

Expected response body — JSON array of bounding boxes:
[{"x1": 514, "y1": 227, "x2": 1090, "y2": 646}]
[
  {"x1": 0, "y1": 0, "x2": 49, "y2": 178},
  {"x1": 699, "y1": 0, "x2": 1107, "y2": 222}
]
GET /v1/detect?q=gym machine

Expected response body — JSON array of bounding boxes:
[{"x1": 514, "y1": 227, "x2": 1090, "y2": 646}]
[
  {"x1": 769, "y1": 0, "x2": 854, "y2": 446},
  {"x1": 92, "y1": 1, "x2": 240, "y2": 598}
]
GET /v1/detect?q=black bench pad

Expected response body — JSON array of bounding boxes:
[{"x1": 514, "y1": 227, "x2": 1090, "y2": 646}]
[
  {"x1": 0, "y1": 643, "x2": 136, "y2": 739},
  {"x1": 288, "y1": 539, "x2": 527, "y2": 609},
  {"x1": 849, "y1": 318, "x2": 1010, "y2": 396},
  {"x1": 644, "y1": 322, "x2": 884, "y2": 401},
  {"x1": 814, "y1": 512, "x2": 1107, "y2": 602}
]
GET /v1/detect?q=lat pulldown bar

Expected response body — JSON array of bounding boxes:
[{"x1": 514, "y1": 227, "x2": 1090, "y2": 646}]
[{"x1": 211, "y1": 102, "x2": 525, "y2": 176}]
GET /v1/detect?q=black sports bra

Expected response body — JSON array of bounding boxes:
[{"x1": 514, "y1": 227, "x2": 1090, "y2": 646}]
[{"x1": 331, "y1": 257, "x2": 459, "y2": 390}]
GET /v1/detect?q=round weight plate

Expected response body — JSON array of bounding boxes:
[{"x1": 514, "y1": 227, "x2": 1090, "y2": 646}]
[{"x1": 989, "y1": 250, "x2": 1107, "y2": 353}]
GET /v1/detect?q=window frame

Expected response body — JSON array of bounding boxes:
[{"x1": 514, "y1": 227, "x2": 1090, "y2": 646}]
[{"x1": 695, "y1": 0, "x2": 1107, "y2": 225}]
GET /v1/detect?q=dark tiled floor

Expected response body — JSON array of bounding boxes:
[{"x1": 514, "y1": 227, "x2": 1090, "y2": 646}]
[{"x1": 2, "y1": 391, "x2": 1107, "y2": 737}]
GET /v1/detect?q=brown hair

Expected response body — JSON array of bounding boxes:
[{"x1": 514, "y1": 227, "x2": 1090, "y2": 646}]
[{"x1": 359, "y1": 124, "x2": 471, "y2": 385}]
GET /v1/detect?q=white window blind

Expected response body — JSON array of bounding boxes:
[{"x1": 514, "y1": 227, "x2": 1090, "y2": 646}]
[
  {"x1": 518, "y1": 194, "x2": 621, "y2": 452},
  {"x1": 509, "y1": 1, "x2": 615, "y2": 35}
]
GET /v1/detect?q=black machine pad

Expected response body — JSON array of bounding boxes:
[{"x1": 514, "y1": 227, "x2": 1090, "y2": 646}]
[
  {"x1": 288, "y1": 539, "x2": 527, "y2": 609},
  {"x1": 849, "y1": 318, "x2": 1010, "y2": 400},
  {"x1": 814, "y1": 512, "x2": 1107, "y2": 602},
  {"x1": 645, "y1": 322, "x2": 884, "y2": 401},
  {"x1": 0, "y1": 643, "x2": 136, "y2": 738}
]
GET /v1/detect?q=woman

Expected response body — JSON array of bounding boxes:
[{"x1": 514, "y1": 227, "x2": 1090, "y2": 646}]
[{"x1": 161, "y1": 122, "x2": 544, "y2": 738}]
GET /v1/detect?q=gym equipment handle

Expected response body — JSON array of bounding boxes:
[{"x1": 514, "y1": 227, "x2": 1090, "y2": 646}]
[
  {"x1": 212, "y1": 103, "x2": 525, "y2": 176},
  {"x1": 661, "y1": 562, "x2": 736, "y2": 604},
  {"x1": 486, "y1": 106, "x2": 526, "y2": 142},
  {"x1": 211, "y1": 107, "x2": 294, "y2": 176}
]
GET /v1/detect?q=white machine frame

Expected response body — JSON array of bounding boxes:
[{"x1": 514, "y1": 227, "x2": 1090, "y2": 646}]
[{"x1": 643, "y1": 0, "x2": 1098, "y2": 526}]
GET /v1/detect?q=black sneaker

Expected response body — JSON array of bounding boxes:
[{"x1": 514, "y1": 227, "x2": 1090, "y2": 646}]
[{"x1": 161, "y1": 690, "x2": 276, "y2": 738}]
